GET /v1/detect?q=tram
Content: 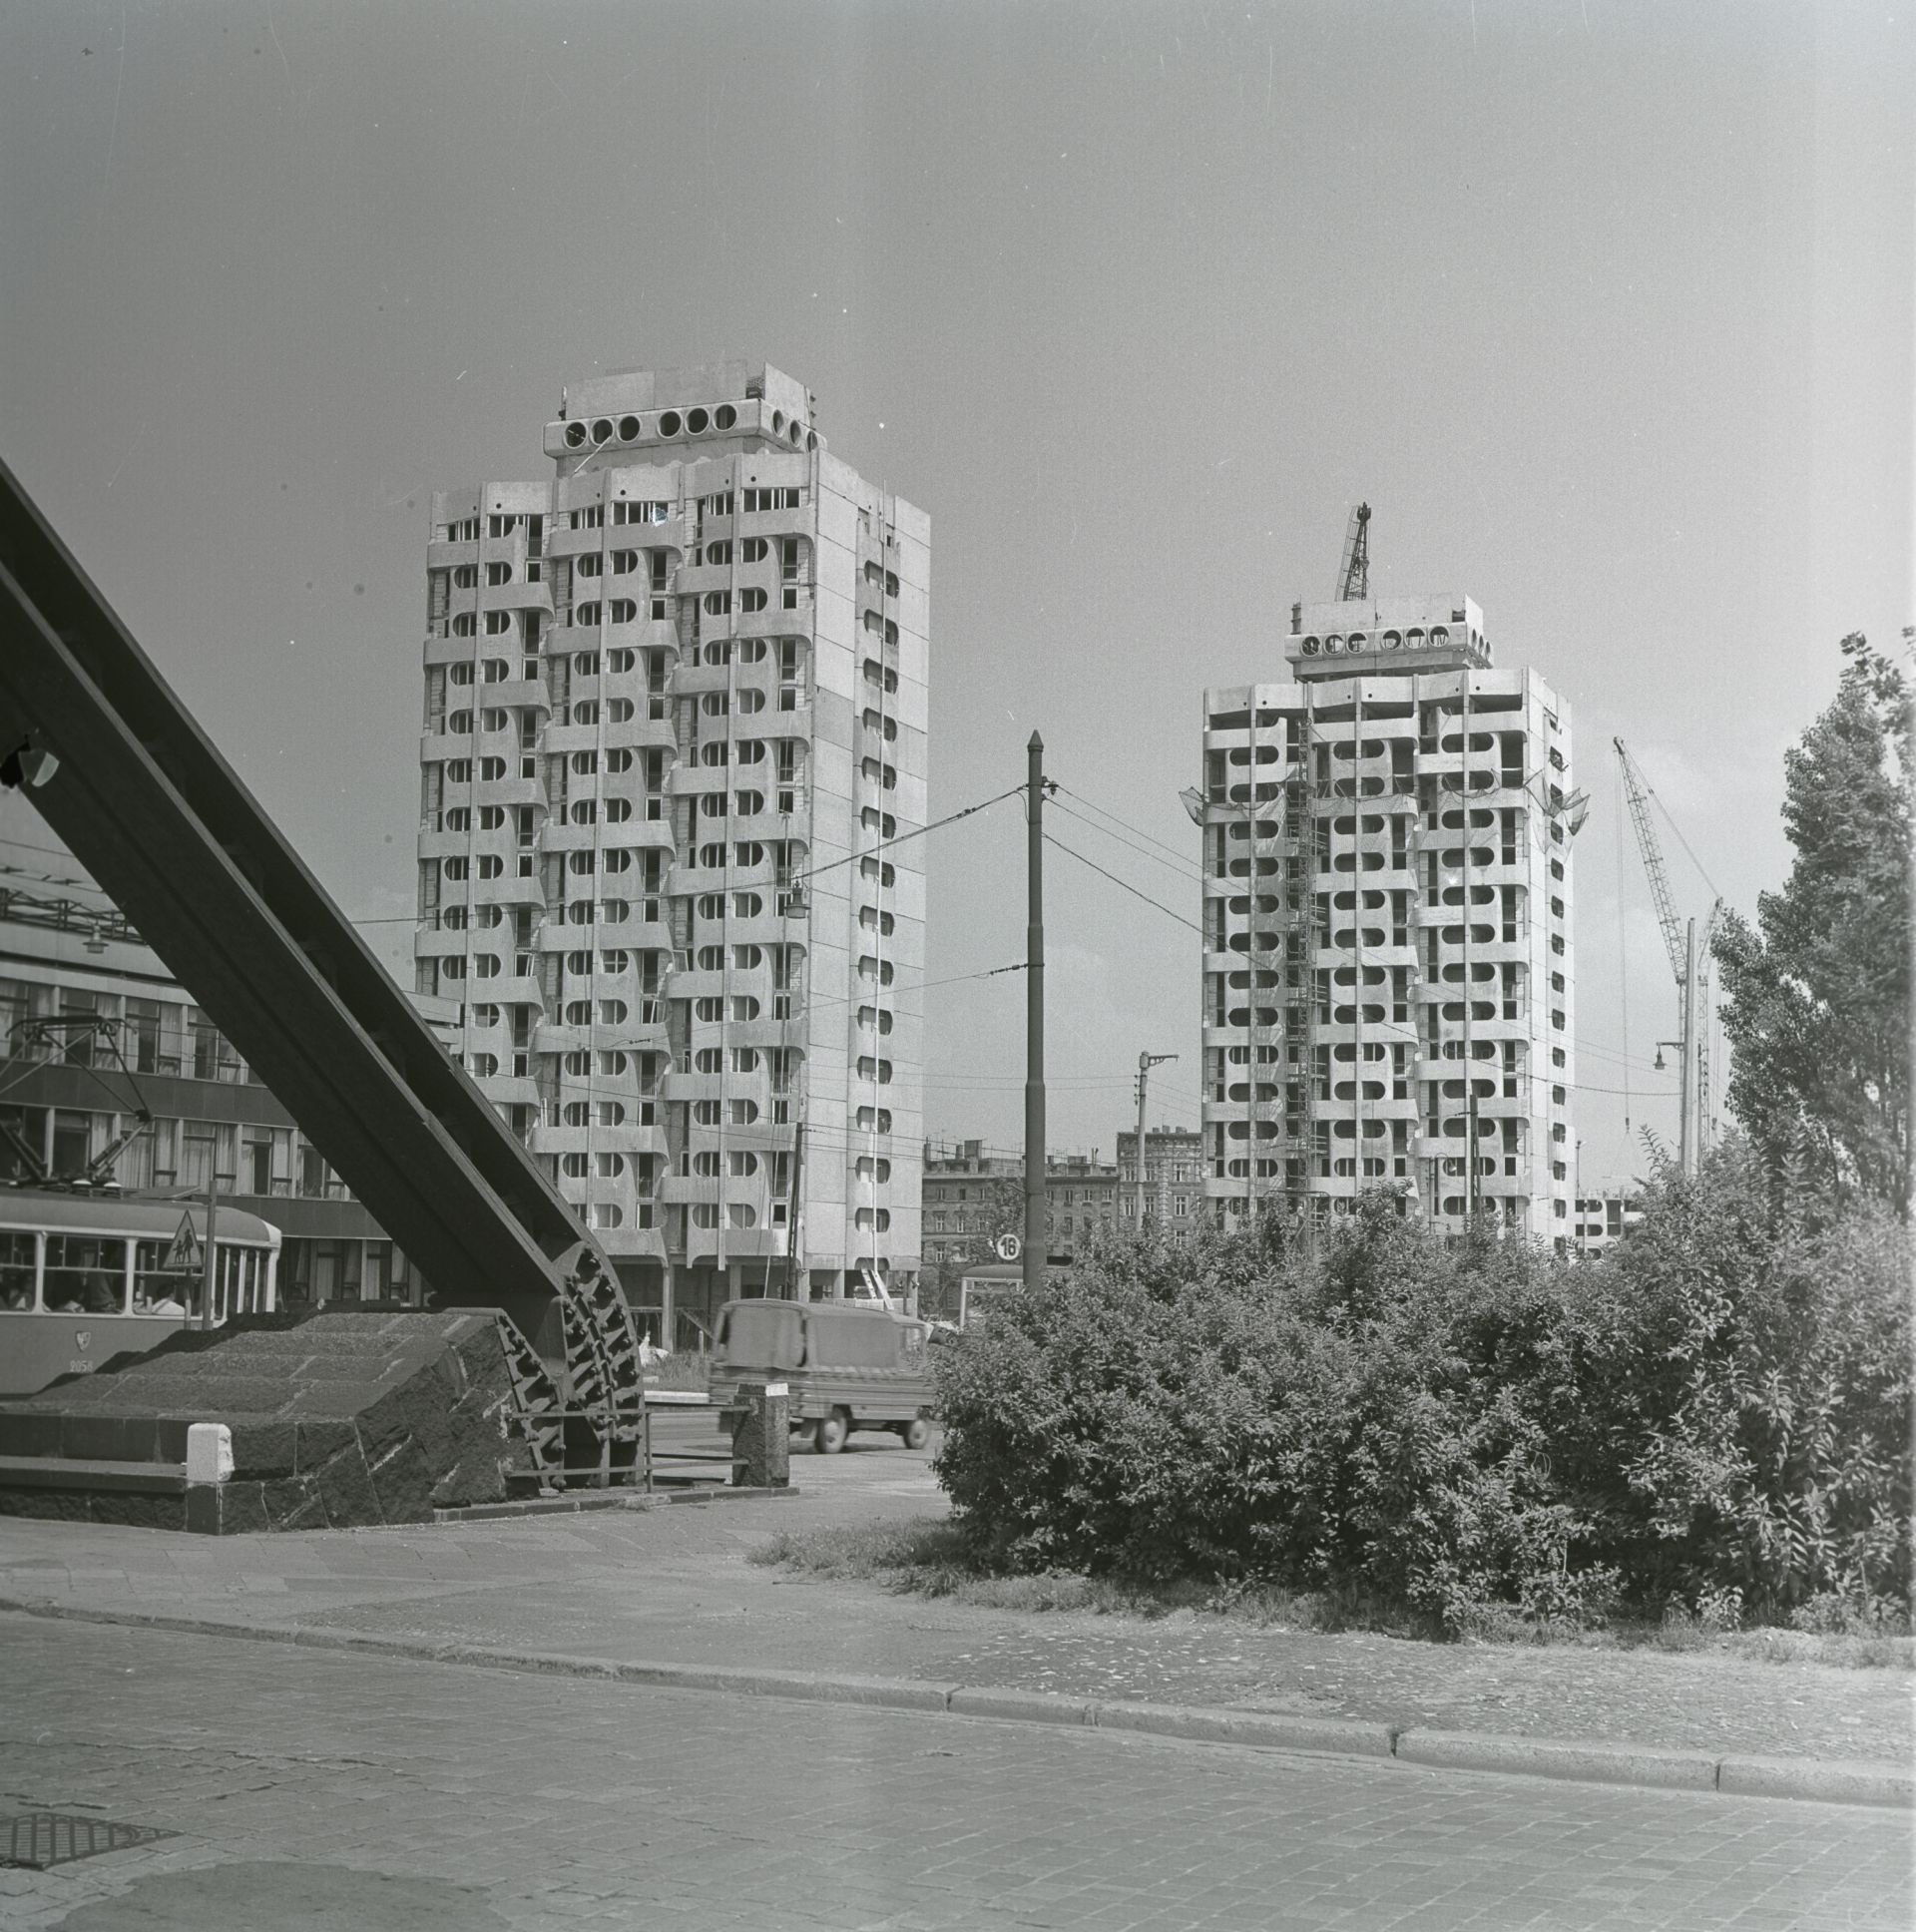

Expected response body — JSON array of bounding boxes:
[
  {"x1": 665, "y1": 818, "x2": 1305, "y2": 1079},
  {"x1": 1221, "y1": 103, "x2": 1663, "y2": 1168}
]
[{"x1": 0, "y1": 1189, "x2": 281, "y2": 1398}]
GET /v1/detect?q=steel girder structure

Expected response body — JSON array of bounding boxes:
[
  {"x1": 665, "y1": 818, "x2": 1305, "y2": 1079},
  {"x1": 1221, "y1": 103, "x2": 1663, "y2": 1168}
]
[{"x1": 0, "y1": 459, "x2": 640, "y2": 1460}]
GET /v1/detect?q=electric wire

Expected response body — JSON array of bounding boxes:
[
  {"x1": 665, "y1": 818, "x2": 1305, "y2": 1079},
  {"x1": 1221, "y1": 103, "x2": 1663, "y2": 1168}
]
[
  {"x1": 1050, "y1": 782, "x2": 1201, "y2": 870},
  {"x1": 782, "y1": 783, "x2": 1024, "y2": 890},
  {"x1": 1043, "y1": 832, "x2": 1204, "y2": 934},
  {"x1": 1047, "y1": 798, "x2": 1205, "y2": 886}
]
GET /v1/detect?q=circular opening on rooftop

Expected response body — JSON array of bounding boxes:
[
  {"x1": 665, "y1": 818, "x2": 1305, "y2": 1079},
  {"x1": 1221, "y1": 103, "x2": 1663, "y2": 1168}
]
[
  {"x1": 618, "y1": 415, "x2": 641, "y2": 441},
  {"x1": 1301, "y1": 638, "x2": 1320, "y2": 655},
  {"x1": 771, "y1": 410, "x2": 785, "y2": 433},
  {"x1": 564, "y1": 421, "x2": 587, "y2": 448},
  {"x1": 659, "y1": 410, "x2": 683, "y2": 437},
  {"x1": 1324, "y1": 635, "x2": 1344, "y2": 654},
  {"x1": 1430, "y1": 626, "x2": 1449, "y2": 647},
  {"x1": 687, "y1": 407, "x2": 711, "y2": 434},
  {"x1": 1346, "y1": 632, "x2": 1367, "y2": 651},
  {"x1": 715, "y1": 404, "x2": 736, "y2": 430},
  {"x1": 788, "y1": 423, "x2": 802, "y2": 445},
  {"x1": 806, "y1": 430, "x2": 818, "y2": 451},
  {"x1": 591, "y1": 418, "x2": 613, "y2": 443},
  {"x1": 1382, "y1": 631, "x2": 1402, "y2": 650}
]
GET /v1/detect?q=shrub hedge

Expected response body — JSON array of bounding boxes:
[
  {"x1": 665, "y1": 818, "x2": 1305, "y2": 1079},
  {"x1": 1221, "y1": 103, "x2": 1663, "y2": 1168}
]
[{"x1": 930, "y1": 1143, "x2": 1910, "y2": 1636}]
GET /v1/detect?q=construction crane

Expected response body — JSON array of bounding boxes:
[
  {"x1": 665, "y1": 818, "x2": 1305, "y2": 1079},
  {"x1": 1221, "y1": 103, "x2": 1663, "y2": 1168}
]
[
  {"x1": 1336, "y1": 503, "x2": 1371, "y2": 602},
  {"x1": 1614, "y1": 737, "x2": 1723, "y2": 1175}
]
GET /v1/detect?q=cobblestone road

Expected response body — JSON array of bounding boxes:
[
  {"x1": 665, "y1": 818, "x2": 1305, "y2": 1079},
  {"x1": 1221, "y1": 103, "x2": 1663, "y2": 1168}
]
[{"x1": 1, "y1": 1617, "x2": 1908, "y2": 1931}]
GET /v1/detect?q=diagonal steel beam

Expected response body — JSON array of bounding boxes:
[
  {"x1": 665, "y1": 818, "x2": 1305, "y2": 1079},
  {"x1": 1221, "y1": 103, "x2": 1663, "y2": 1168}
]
[{"x1": 0, "y1": 458, "x2": 603, "y2": 1336}]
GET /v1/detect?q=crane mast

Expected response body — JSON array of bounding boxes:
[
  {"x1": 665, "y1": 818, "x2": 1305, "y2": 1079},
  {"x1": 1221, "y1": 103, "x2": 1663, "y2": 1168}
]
[{"x1": 1614, "y1": 737, "x2": 1721, "y2": 1175}]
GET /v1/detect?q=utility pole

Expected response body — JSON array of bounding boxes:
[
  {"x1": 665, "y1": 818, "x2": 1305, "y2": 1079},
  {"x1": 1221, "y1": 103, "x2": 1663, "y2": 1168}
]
[
  {"x1": 1679, "y1": 918, "x2": 1697, "y2": 1178},
  {"x1": 182, "y1": 1129, "x2": 221, "y2": 1330},
  {"x1": 782, "y1": 1114, "x2": 804, "y2": 1298},
  {"x1": 1024, "y1": 733, "x2": 1046, "y2": 1296},
  {"x1": 1134, "y1": 1052, "x2": 1178, "y2": 1231}
]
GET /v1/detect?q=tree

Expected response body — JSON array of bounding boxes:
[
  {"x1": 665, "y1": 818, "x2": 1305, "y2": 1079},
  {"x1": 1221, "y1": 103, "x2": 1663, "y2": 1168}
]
[{"x1": 1714, "y1": 635, "x2": 1912, "y2": 1216}]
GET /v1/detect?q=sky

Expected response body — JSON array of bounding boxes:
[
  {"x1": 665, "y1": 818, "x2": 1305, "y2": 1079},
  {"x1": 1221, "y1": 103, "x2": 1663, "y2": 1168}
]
[{"x1": 3, "y1": 0, "x2": 1910, "y2": 1193}]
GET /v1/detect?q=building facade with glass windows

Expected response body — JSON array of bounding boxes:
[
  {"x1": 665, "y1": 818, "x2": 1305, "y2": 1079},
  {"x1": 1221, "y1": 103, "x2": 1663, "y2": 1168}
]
[
  {"x1": 0, "y1": 863, "x2": 437, "y2": 1304},
  {"x1": 1198, "y1": 592, "x2": 1578, "y2": 1245},
  {"x1": 414, "y1": 363, "x2": 927, "y2": 1348}
]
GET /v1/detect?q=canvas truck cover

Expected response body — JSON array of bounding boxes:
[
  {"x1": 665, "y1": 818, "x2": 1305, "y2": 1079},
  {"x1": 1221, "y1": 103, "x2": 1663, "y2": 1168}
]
[
  {"x1": 802, "y1": 1306, "x2": 926, "y2": 1369},
  {"x1": 717, "y1": 1300, "x2": 803, "y2": 1371}
]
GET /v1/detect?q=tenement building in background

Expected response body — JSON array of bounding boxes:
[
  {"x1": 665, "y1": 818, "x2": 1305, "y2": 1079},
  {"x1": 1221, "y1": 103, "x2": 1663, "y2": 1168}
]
[
  {"x1": 919, "y1": 1139, "x2": 1119, "y2": 1268},
  {"x1": 1198, "y1": 590, "x2": 1577, "y2": 1242},
  {"x1": 0, "y1": 861, "x2": 432, "y2": 1302},
  {"x1": 1115, "y1": 1125, "x2": 1204, "y2": 1239},
  {"x1": 415, "y1": 363, "x2": 927, "y2": 1347}
]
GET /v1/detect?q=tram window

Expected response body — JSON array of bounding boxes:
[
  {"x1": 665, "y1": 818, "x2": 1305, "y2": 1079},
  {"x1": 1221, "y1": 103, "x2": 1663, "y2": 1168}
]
[
  {"x1": 43, "y1": 1235, "x2": 130, "y2": 1313},
  {"x1": 133, "y1": 1239, "x2": 196, "y2": 1316},
  {"x1": 0, "y1": 1231, "x2": 34, "y2": 1309}
]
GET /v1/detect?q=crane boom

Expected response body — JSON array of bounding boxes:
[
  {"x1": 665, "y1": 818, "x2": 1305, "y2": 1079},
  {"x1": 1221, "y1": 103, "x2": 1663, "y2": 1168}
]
[
  {"x1": 1337, "y1": 503, "x2": 1371, "y2": 602},
  {"x1": 1614, "y1": 737, "x2": 1687, "y2": 987},
  {"x1": 0, "y1": 458, "x2": 643, "y2": 1477}
]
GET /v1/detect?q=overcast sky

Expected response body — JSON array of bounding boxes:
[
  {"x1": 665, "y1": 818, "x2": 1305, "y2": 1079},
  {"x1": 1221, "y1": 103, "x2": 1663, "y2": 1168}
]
[{"x1": 4, "y1": 1, "x2": 1910, "y2": 1190}]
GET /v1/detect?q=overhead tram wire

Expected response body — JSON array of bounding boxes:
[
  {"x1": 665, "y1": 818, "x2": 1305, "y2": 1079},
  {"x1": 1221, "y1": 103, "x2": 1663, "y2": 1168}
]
[
  {"x1": 781, "y1": 782, "x2": 1026, "y2": 893},
  {"x1": 1046, "y1": 799, "x2": 1205, "y2": 886},
  {"x1": 1049, "y1": 782, "x2": 1201, "y2": 872},
  {"x1": 1043, "y1": 833, "x2": 1204, "y2": 934}
]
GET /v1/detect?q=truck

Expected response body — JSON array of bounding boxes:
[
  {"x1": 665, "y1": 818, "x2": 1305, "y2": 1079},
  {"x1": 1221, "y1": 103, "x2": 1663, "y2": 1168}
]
[{"x1": 708, "y1": 1298, "x2": 935, "y2": 1453}]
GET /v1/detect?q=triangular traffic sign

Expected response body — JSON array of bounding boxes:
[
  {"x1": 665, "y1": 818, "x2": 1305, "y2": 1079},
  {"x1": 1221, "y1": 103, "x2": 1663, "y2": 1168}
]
[{"x1": 162, "y1": 1211, "x2": 199, "y2": 1274}]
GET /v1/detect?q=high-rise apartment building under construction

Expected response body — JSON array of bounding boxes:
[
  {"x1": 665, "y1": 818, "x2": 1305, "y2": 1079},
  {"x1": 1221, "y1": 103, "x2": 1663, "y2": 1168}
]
[
  {"x1": 1198, "y1": 559, "x2": 1577, "y2": 1242},
  {"x1": 414, "y1": 363, "x2": 926, "y2": 1343}
]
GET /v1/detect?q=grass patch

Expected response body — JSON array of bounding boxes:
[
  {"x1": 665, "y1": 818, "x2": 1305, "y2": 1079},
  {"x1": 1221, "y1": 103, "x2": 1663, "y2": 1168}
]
[{"x1": 747, "y1": 1519, "x2": 1915, "y2": 1668}]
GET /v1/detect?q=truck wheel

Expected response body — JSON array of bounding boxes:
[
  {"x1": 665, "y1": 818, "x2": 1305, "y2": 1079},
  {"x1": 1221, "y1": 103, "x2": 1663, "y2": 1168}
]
[
  {"x1": 816, "y1": 1409, "x2": 849, "y2": 1455},
  {"x1": 793, "y1": 1420, "x2": 821, "y2": 1453},
  {"x1": 901, "y1": 1417, "x2": 930, "y2": 1451}
]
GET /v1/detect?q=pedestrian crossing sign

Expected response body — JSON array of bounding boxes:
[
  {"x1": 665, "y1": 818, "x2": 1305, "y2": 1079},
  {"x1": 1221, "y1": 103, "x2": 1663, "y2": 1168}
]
[{"x1": 162, "y1": 1212, "x2": 199, "y2": 1274}]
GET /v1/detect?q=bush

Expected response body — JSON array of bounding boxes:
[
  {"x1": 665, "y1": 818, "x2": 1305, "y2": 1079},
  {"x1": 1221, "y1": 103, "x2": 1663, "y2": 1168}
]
[{"x1": 931, "y1": 1151, "x2": 1911, "y2": 1638}]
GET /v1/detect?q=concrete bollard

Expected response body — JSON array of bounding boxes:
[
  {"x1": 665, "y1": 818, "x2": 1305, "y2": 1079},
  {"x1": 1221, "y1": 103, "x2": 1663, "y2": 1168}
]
[
  {"x1": 186, "y1": 1422, "x2": 233, "y2": 1485},
  {"x1": 184, "y1": 1422, "x2": 234, "y2": 1535},
  {"x1": 731, "y1": 1380, "x2": 790, "y2": 1489}
]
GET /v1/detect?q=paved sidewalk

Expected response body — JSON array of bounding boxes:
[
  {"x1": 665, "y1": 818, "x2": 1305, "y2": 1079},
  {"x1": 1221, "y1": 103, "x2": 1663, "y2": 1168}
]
[
  {"x1": 1, "y1": 1441, "x2": 1910, "y2": 1772},
  {"x1": 1, "y1": 1616, "x2": 1909, "y2": 1931}
]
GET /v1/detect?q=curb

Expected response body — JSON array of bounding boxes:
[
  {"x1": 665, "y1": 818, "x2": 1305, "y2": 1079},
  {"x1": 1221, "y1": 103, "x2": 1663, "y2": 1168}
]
[{"x1": 1, "y1": 1597, "x2": 1907, "y2": 1809}]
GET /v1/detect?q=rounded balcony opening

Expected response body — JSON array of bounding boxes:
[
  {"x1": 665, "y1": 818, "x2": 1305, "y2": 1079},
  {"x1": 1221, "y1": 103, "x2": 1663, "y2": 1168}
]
[
  {"x1": 687, "y1": 407, "x2": 710, "y2": 434},
  {"x1": 618, "y1": 415, "x2": 641, "y2": 441},
  {"x1": 659, "y1": 410, "x2": 683, "y2": 437},
  {"x1": 715, "y1": 403, "x2": 736, "y2": 429},
  {"x1": 771, "y1": 409, "x2": 785, "y2": 433},
  {"x1": 591, "y1": 418, "x2": 613, "y2": 443},
  {"x1": 564, "y1": 421, "x2": 587, "y2": 448}
]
